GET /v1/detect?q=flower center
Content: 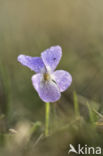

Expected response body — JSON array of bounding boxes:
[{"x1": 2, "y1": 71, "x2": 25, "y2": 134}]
[{"x1": 44, "y1": 73, "x2": 50, "y2": 81}]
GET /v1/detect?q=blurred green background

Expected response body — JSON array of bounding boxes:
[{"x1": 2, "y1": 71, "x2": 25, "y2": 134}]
[{"x1": 0, "y1": 0, "x2": 103, "y2": 156}]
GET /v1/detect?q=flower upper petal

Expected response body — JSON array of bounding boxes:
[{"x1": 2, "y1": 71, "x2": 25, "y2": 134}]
[
  {"x1": 41, "y1": 46, "x2": 62, "y2": 71},
  {"x1": 52, "y1": 70, "x2": 72, "y2": 92},
  {"x1": 17, "y1": 55, "x2": 46, "y2": 73},
  {"x1": 32, "y1": 74, "x2": 61, "y2": 102}
]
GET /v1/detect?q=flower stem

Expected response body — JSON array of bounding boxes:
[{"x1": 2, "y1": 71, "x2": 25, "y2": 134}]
[{"x1": 45, "y1": 102, "x2": 50, "y2": 137}]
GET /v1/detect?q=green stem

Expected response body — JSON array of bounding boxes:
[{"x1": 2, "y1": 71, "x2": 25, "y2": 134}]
[{"x1": 45, "y1": 102, "x2": 50, "y2": 137}]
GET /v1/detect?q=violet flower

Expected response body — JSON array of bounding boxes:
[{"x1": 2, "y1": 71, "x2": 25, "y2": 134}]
[{"x1": 17, "y1": 46, "x2": 72, "y2": 103}]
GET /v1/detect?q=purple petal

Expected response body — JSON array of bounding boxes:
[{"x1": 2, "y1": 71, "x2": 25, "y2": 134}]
[
  {"x1": 17, "y1": 55, "x2": 46, "y2": 73},
  {"x1": 32, "y1": 74, "x2": 61, "y2": 102},
  {"x1": 52, "y1": 70, "x2": 72, "y2": 92},
  {"x1": 41, "y1": 46, "x2": 62, "y2": 71}
]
